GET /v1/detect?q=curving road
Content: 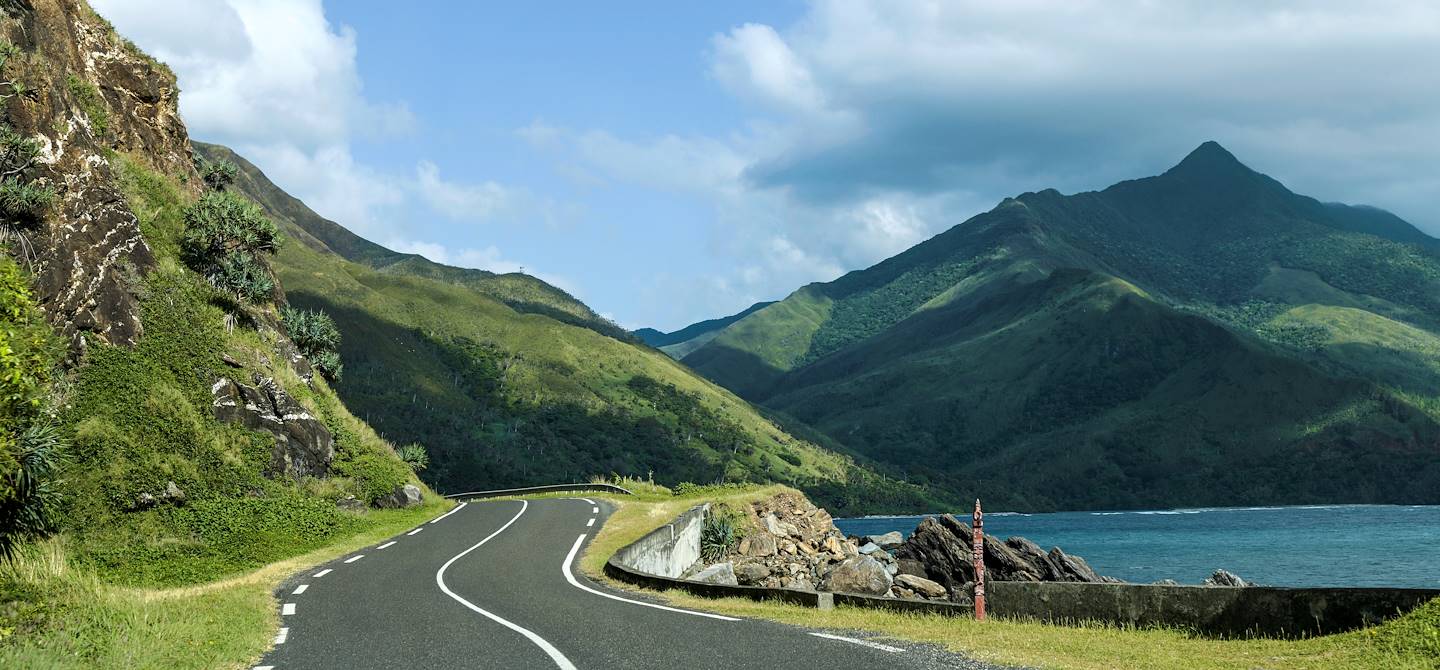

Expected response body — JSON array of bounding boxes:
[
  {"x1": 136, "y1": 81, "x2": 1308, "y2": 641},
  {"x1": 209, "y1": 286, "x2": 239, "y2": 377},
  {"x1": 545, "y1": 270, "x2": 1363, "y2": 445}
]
[{"x1": 255, "y1": 498, "x2": 995, "y2": 670}]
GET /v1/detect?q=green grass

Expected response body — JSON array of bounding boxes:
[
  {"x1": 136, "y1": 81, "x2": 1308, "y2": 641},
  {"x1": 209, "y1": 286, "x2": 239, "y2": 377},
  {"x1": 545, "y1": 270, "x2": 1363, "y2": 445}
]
[
  {"x1": 65, "y1": 75, "x2": 108, "y2": 138},
  {"x1": 0, "y1": 502, "x2": 446, "y2": 669},
  {"x1": 580, "y1": 486, "x2": 1440, "y2": 670}
]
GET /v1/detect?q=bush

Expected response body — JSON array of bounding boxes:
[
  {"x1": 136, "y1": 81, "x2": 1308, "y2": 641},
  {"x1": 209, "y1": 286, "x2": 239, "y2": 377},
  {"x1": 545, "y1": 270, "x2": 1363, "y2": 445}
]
[
  {"x1": 699, "y1": 513, "x2": 738, "y2": 562},
  {"x1": 0, "y1": 125, "x2": 55, "y2": 259},
  {"x1": 198, "y1": 158, "x2": 238, "y2": 191},
  {"x1": 280, "y1": 306, "x2": 342, "y2": 380},
  {"x1": 395, "y1": 443, "x2": 428, "y2": 472},
  {"x1": 181, "y1": 192, "x2": 280, "y2": 303},
  {"x1": 0, "y1": 258, "x2": 62, "y2": 557}
]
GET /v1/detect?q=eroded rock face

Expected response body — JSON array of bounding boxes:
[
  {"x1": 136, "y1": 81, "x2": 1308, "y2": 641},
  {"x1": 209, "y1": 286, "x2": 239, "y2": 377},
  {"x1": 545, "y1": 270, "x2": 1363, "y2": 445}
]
[
  {"x1": 212, "y1": 375, "x2": 334, "y2": 479},
  {"x1": 1, "y1": 0, "x2": 202, "y2": 354}
]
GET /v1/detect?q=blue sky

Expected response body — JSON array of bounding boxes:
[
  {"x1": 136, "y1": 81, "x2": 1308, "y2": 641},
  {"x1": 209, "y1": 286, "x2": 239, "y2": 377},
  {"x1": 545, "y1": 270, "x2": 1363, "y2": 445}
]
[{"x1": 94, "y1": 1, "x2": 1440, "y2": 331}]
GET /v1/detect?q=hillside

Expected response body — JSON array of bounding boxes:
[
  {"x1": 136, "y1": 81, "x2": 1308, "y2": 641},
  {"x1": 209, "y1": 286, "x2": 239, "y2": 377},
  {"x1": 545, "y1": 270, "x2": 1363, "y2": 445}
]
[
  {"x1": 635, "y1": 300, "x2": 775, "y2": 359},
  {"x1": 680, "y1": 142, "x2": 1440, "y2": 510},
  {"x1": 197, "y1": 144, "x2": 945, "y2": 516}
]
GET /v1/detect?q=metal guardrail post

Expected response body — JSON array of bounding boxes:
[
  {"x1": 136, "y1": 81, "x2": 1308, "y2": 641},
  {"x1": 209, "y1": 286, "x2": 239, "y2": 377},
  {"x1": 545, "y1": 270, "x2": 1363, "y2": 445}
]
[{"x1": 973, "y1": 498, "x2": 986, "y2": 620}]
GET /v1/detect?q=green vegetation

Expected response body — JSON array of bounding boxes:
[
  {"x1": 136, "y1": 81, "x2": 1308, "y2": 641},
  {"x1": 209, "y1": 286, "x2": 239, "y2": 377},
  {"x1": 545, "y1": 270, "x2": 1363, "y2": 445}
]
[
  {"x1": 196, "y1": 157, "x2": 238, "y2": 192},
  {"x1": 395, "y1": 444, "x2": 429, "y2": 472},
  {"x1": 0, "y1": 259, "x2": 63, "y2": 557},
  {"x1": 181, "y1": 191, "x2": 281, "y2": 303},
  {"x1": 281, "y1": 306, "x2": 343, "y2": 380},
  {"x1": 679, "y1": 142, "x2": 1440, "y2": 511},
  {"x1": 0, "y1": 122, "x2": 56, "y2": 261},
  {"x1": 585, "y1": 485, "x2": 1440, "y2": 670},
  {"x1": 64, "y1": 75, "x2": 108, "y2": 138},
  {"x1": 698, "y1": 504, "x2": 745, "y2": 562}
]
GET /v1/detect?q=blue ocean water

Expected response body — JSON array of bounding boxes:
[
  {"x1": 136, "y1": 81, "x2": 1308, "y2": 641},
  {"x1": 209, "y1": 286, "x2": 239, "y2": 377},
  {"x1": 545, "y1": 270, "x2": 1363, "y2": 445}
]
[{"x1": 834, "y1": 505, "x2": 1440, "y2": 588}]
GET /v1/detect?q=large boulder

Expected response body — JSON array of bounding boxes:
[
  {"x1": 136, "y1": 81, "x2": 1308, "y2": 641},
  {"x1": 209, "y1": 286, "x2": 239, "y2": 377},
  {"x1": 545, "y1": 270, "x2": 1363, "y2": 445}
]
[
  {"x1": 375, "y1": 484, "x2": 423, "y2": 509},
  {"x1": 212, "y1": 375, "x2": 335, "y2": 479},
  {"x1": 734, "y1": 562, "x2": 771, "y2": 586},
  {"x1": 1203, "y1": 569, "x2": 1252, "y2": 587},
  {"x1": 692, "y1": 563, "x2": 738, "y2": 586},
  {"x1": 866, "y1": 531, "x2": 904, "y2": 549},
  {"x1": 818, "y1": 556, "x2": 893, "y2": 596},
  {"x1": 894, "y1": 573, "x2": 948, "y2": 599},
  {"x1": 1048, "y1": 547, "x2": 1101, "y2": 582}
]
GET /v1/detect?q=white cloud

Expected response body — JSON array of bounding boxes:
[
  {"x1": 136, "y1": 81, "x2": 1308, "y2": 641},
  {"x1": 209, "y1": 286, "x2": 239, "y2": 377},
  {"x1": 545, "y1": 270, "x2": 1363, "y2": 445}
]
[
  {"x1": 415, "y1": 161, "x2": 515, "y2": 222},
  {"x1": 384, "y1": 239, "x2": 580, "y2": 297}
]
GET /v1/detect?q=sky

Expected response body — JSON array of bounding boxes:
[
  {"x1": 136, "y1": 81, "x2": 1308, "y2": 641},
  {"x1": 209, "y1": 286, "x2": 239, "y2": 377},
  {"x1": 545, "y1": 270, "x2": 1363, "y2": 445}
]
[{"x1": 92, "y1": 0, "x2": 1440, "y2": 332}]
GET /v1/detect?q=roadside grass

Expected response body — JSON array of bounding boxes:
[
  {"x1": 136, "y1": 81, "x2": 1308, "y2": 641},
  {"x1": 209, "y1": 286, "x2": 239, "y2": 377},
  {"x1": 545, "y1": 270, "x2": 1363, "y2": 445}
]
[
  {"x1": 580, "y1": 484, "x2": 1440, "y2": 670},
  {"x1": 0, "y1": 500, "x2": 448, "y2": 670}
]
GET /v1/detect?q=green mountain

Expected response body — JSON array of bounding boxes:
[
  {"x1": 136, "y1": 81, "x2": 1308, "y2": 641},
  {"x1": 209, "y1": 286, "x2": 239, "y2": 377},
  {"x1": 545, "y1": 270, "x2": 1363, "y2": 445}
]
[
  {"x1": 635, "y1": 300, "x2": 775, "y2": 359},
  {"x1": 679, "y1": 142, "x2": 1440, "y2": 511},
  {"x1": 194, "y1": 144, "x2": 945, "y2": 515}
]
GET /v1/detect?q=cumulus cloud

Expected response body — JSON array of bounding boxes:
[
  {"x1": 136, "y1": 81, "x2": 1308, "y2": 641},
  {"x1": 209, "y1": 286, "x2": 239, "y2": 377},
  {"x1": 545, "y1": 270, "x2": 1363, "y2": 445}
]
[
  {"x1": 383, "y1": 239, "x2": 580, "y2": 297},
  {"x1": 715, "y1": 0, "x2": 1440, "y2": 231}
]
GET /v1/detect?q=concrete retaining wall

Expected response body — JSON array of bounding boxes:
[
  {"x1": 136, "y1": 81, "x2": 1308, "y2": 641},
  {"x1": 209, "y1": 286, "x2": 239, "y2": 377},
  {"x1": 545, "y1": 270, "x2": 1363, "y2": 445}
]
[
  {"x1": 604, "y1": 504, "x2": 973, "y2": 616},
  {"x1": 609, "y1": 503, "x2": 709, "y2": 578},
  {"x1": 989, "y1": 581, "x2": 1440, "y2": 638}
]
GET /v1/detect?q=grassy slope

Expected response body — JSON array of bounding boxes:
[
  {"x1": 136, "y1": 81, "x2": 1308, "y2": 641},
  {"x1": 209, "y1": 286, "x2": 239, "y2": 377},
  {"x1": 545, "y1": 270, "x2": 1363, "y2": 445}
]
[
  {"x1": 0, "y1": 153, "x2": 446, "y2": 668},
  {"x1": 680, "y1": 142, "x2": 1440, "y2": 510},
  {"x1": 579, "y1": 485, "x2": 1440, "y2": 670},
  {"x1": 636, "y1": 300, "x2": 775, "y2": 349},
  {"x1": 192, "y1": 142, "x2": 631, "y2": 342}
]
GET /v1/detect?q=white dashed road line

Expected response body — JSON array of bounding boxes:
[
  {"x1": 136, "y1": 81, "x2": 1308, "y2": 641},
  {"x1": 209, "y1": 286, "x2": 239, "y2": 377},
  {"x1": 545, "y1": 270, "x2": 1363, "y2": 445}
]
[
  {"x1": 562, "y1": 534, "x2": 739, "y2": 621},
  {"x1": 429, "y1": 501, "x2": 468, "y2": 524},
  {"x1": 292, "y1": 584, "x2": 309, "y2": 595},
  {"x1": 282, "y1": 603, "x2": 296, "y2": 616},
  {"x1": 378, "y1": 541, "x2": 397, "y2": 549},
  {"x1": 254, "y1": 666, "x2": 274, "y2": 670},
  {"x1": 809, "y1": 633, "x2": 905, "y2": 653},
  {"x1": 274, "y1": 627, "x2": 289, "y2": 644},
  {"x1": 313, "y1": 569, "x2": 332, "y2": 578},
  {"x1": 436, "y1": 500, "x2": 579, "y2": 670},
  {"x1": 591, "y1": 507, "x2": 599, "y2": 514},
  {"x1": 586, "y1": 518, "x2": 595, "y2": 527},
  {"x1": 344, "y1": 555, "x2": 364, "y2": 564},
  {"x1": 407, "y1": 528, "x2": 424, "y2": 536}
]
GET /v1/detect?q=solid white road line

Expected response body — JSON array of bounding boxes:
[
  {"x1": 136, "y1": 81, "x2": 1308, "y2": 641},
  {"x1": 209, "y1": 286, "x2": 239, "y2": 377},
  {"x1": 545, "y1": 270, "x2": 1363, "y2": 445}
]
[
  {"x1": 254, "y1": 666, "x2": 274, "y2": 670},
  {"x1": 809, "y1": 633, "x2": 905, "y2": 653},
  {"x1": 585, "y1": 518, "x2": 595, "y2": 527},
  {"x1": 344, "y1": 554, "x2": 364, "y2": 564},
  {"x1": 562, "y1": 534, "x2": 739, "y2": 621},
  {"x1": 430, "y1": 501, "x2": 469, "y2": 524},
  {"x1": 274, "y1": 627, "x2": 289, "y2": 644},
  {"x1": 378, "y1": 541, "x2": 397, "y2": 549},
  {"x1": 407, "y1": 528, "x2": 424, "y2": 536},
  {"x1": 292, "y1": 584, "x2": 309, "y2": 595},
  {"x1": 313, "y1": 568, "x2": 332, "y2": 578},
  {"x1": 579, "y1": 498, "x2": 595, "y2": 505},
  {"x1": 435, "y1": 501, "x2": 578, "y2": 670},
  {"x1": 281, "y1": 603, "x2": 296, "y2": 616}
]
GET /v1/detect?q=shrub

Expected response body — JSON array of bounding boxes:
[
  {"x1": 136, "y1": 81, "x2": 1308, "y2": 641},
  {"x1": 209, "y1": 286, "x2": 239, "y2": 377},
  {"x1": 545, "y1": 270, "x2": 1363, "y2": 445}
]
[
  {"x1": 198, "y1": 158, "x2": 238, "y2": 191},
  {"x1": 0, "y1": 258, "x2": 62, "y2": 557},
  {"x1": 0, "y1": 125, "x2": 55, "y2": 261},
  {"x1": 699, "y1": 505, "x2": 749, "y2": 562},
  {"x1": 0, "y1": 422, "x2": 65, "y2": 558},
  {"x1": 395, "y1": 443, "x2": 428, "y2": 472},
  {"x1": 280, "y1": 306, "x2": 342, "y2": 380},
  {"x1": 181, "y1": 192, "x2": 280, "y2": 302}
]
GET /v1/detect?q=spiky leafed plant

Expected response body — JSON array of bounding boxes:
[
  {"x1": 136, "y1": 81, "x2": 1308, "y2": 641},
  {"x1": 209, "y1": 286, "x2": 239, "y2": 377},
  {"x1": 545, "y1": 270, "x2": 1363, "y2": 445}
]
[
  {"x1": 0, "y1": 422, "x2": 65, "y2": 559},
  {"x1": 198, "y1": 157, "x2": 238, "y2": 191},
  {"x1": 181, "y1": 191, "x2": 280, "y2": 302},
  {"x1": 699, "y1": 514, "x2": 739, "y2": 562},
  {"x1": 281, "y1": 306, "x2": 343, "y2": 381},
  {"x1": 396, "y1": 444, "x2": 429, "y2": 473}
]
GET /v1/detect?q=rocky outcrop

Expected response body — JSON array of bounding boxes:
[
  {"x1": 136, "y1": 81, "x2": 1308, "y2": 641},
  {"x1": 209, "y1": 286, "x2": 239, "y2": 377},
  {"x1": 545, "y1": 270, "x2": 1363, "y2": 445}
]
[
  {"x1": 211, "y1": 374, "x2": 334, "y2": 479},
  {"x1": 375, "y1": 483, "x2": 422, "y2": 509},
  {"x1": 1, "y1": 0, "x2": 202, "y2": 355},
  {"x1": 892, "y1": 513, "x2": 1116, "y2": 598},
  {"x1": 1203, "y1": 569, "x2": 1252, "y2": 587}
]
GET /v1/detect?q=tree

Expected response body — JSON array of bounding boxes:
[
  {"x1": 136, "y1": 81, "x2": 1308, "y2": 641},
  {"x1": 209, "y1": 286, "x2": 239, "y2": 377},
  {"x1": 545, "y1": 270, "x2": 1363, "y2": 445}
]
[
  {"x1": 181, "y1": 192, "x2": 280, "y2": 302},
  {"x1": 281, "y1": 306, "x2": 343, "y2": 381}
]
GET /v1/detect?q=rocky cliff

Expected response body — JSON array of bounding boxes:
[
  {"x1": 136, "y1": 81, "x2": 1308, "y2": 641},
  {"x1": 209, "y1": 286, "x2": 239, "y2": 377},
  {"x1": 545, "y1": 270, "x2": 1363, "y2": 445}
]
[{"x1": 1, "y1": 0, "x2": 196, "y2": 356}]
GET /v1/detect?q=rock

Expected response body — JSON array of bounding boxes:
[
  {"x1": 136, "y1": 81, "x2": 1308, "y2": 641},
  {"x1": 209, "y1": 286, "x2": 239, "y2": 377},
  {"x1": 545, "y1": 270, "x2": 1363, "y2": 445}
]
[
  {"x1": 133, "y1": 492, "x2": 157, "y2": 510},
  {"x1": 986, "y1": 538, "x2": 1043, "y2": 582},
  {"x1": 375, "y1": 484, "x2": 423, "y2": 509},
  {"x1": 893, "y1": 586, "x2": 916, "y2": 599},
  {"x1": 895, "y1": 573, "x2": 948, "y2": 599},
  {"x1": 744, "y1": 532, "x2": 778, "y2": 558},
  {"x1": 762, "y1": 513, "x2": 798, "y2": 538},
  {"x1": 336, "y1": 496, "x2": 366, "y2": 512},
  {"x1": 858, "y1": 542, "x2": 883, "y2": 555},
  {"x1": 212, "y1": 376, "x2": 335, "y2": 479},
  {"x1": 1203, "y1": 569, "x2": 1251, "y2": 587},
  {"x1": 781, "y1": 575, "x2": 813, "y2": 590},
  {"x1": 822, "y1": 536, "x2": 845, "y2": 558},
  {"x1": 692, "y1": 563, "x2": 738, "y2": 586},
  {"x1": 1153, "y1": 579, "x2": 1180, "y2": 586},
  {"x1": 734, "y1": 562, "x2": 771, "y2": 586},
  {"x1": 866, "y1": 531, "x2": 905, "y2": 549},
  {"x1": 818, "y1": 556, "x2": 893, "y2": 595},
  {"x1": 1048, "y1": 547, "x2": 1101, "y2": 582},
  {"x1": 896, "y1": 558, "x2": 928, "y2": 578},
  {"x1": 1005, "y1": 536, "x2": 1064, "y2": 580},
  {"x1": 781, "y1": 541, "x2": 797, "y2": 555},
  {"x1": 162, "y1": 480, "x2": 186, "y2": 504},
  {"x1": 221, "y1": 354, "x2": 243, "y2": 368}
]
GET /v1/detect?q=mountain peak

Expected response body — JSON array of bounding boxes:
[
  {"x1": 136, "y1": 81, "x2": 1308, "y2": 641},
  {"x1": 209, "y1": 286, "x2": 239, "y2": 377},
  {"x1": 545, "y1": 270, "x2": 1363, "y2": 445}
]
[{"x1": 1165, "y1": 141, "x2": 1254, "y2": 180}]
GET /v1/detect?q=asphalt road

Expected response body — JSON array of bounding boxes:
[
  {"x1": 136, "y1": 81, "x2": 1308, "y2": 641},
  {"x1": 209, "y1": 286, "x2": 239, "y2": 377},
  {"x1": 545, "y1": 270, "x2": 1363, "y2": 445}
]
[{"x1": 255, "y1": 498, "x2": 999, "y2": 669}]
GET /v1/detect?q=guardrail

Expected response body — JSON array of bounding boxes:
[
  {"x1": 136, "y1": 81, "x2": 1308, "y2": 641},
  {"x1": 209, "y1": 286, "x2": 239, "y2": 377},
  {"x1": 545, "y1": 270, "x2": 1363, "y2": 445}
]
[{"x1": 443, "y1": 483, "x2": 635, "y2": 500}]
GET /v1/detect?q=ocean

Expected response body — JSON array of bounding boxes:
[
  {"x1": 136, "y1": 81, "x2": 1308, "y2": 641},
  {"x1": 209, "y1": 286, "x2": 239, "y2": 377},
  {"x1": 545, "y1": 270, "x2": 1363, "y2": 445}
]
[{"x1": 834, "y1": 504, "x2": 1440, "y2": 588}]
